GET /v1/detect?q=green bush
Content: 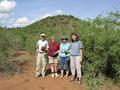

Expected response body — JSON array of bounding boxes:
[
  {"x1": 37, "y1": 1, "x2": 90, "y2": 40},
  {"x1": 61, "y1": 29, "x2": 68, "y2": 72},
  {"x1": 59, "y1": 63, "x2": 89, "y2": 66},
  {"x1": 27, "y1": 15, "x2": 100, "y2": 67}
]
[{"x1": 0, "y1": 30, "x2": 22, "y2": 73}]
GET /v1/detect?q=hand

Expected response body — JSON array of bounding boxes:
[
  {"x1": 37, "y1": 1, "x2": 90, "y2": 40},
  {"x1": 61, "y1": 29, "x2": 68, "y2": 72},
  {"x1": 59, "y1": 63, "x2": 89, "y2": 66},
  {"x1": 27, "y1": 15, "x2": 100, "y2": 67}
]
[
  {"x1": 65, "y1": 50, "x2": 69, "y2": 55},
  {"x1": 80, "y1": 58, "x2": 83, "y2": 64},
  {"x1": 36, "y1": 49, "x2": 38, "y2": 53},
  {"x1": 80, "y1": 61, "x2": 82, "y2": 64},
  {"x1": 34, "y1": 53, "x2": 38, "y2": 58},
  {"x1": 54, "y1": 50, "x2": 59, "y2": 55},
  {"x1": 54, "y1": 51, "x2": 58, "y2": 55}
]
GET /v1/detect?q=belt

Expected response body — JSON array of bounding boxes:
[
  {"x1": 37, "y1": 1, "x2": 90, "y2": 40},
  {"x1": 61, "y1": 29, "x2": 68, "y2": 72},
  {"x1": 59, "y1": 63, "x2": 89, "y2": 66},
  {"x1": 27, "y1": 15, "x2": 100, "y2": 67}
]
[{"x1": 39, "y1": 52, "x2": 45, "y2": 54}]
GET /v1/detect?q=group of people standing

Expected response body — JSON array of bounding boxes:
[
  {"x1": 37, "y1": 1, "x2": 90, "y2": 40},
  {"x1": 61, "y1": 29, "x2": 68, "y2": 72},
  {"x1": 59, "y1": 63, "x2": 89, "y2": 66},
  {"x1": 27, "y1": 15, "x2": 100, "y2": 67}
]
[{"x1": 35, "y1": 32, "x2": 83, "y2": 84}]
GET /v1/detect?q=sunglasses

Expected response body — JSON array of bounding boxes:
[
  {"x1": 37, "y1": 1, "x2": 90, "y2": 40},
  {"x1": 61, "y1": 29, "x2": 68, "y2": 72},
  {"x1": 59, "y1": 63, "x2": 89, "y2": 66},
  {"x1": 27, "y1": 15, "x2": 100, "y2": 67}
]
[{"x1": 61, "y1": 38, "x2": 68, "y2": 40}]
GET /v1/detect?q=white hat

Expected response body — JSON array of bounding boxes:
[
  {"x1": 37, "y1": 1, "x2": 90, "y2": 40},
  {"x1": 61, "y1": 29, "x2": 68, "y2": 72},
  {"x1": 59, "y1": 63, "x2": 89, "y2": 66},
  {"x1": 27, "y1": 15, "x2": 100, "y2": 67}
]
[{"x1": 40, "y1": 33, "x2": 46, "y2": 37}]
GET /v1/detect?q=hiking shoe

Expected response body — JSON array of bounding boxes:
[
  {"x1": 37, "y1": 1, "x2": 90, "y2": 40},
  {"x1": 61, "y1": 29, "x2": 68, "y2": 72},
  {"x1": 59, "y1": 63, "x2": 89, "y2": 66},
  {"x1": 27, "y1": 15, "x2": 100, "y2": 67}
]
[
  {"x1": 51, "y1": 74, "x2": 55, "y2": 78},
  {"x1": 55, "y1": 73, "x2": 59, "y2": 77},
  {"x1": 60, "y1": 75, "x2": 64, "y2": 79},
  {"x1": 42, "y1": 73, "x2": 45, "y2": 78},
  {"x1": 35, "y1": 73, "x2": 41, "y2": 78},
  {"x1": 77, "y1": 78, "x2": 82, "y2": 85},
  {"x1": 70, "y1": 77, "x2": 75, "y2": 82}
]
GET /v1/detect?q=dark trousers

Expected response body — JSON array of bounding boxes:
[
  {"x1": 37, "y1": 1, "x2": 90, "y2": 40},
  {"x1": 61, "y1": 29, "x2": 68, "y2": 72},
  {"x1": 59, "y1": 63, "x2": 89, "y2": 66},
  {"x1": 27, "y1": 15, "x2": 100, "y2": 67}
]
[{"x1": 60, "y1": 56, "x2": 70, "y2": 71}]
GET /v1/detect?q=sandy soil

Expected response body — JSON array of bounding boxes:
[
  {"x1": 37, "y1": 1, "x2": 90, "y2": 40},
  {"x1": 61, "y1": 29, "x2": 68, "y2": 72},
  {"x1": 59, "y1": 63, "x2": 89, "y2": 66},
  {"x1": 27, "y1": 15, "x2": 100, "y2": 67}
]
[
  {"x1": 0, "y1": 51, "x2": 119, "y2": 90},
  {"x1": 0, "y1": 51, "x2": 84, "y2": 90},
  {"x1": 0, "y1": 72, "x2": 84, "y2": 90}
]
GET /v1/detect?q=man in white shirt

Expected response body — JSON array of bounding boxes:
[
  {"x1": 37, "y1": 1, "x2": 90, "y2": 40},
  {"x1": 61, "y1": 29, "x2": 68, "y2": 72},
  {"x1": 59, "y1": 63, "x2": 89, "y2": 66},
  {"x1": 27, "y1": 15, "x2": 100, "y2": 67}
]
[{"x1": 36, "y1": 33, "x2": 49, "y2": 78}]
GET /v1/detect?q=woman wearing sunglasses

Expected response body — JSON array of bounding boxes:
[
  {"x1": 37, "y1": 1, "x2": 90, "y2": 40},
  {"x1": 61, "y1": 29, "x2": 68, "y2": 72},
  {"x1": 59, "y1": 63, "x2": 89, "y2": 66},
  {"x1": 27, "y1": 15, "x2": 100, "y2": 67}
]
[{"x1": 59, "y1": 36, "x2": 70, "y2": 78}]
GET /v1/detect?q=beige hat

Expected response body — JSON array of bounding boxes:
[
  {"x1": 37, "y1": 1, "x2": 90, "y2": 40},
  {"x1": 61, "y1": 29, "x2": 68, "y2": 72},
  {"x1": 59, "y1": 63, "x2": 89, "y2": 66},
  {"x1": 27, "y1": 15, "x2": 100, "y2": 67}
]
[{"x1": 40, "y1": 33, "x2": 46, "y2": 37}]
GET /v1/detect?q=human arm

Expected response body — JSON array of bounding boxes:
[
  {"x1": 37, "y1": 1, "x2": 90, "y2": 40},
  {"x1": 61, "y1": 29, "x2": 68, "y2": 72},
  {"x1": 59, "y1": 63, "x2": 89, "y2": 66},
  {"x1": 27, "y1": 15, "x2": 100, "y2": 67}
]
[
  {"x1": 45, "y1": 41, "x2": 49, "y2": 52},
  {"x1": 36, "y1": 41, "x2": 39, "y2": 54},
  {"x1": 80, "y1": 48, "x2": 83, "y2": 64},
  {"x1": 79, "y1": 41, "x2": 83, "y2": 64}
]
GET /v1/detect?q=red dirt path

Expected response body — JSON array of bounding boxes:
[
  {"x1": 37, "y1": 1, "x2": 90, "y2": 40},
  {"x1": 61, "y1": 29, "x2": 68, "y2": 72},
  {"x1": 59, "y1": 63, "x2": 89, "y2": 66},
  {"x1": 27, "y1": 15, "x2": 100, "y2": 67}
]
[
  {"x1": 0, "y1": 51, "x2": 119, "y2": 90},
  {"x1": 0, "y1": 51, "x2": 84, "y2": 90}
]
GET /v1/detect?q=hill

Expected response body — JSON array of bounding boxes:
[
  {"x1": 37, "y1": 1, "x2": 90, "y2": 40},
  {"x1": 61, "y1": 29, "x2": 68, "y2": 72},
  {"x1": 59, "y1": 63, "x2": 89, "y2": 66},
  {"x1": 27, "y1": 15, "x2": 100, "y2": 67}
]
[{"x1": 0, "y1": 13, "x2": 120, "y2": 90}]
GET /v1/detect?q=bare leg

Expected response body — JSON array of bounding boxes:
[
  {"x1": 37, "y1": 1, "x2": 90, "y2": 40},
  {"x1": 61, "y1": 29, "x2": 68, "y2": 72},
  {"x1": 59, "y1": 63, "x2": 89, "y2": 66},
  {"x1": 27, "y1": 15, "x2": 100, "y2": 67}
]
[
  {"x1": 54, "y1": 63, "x2": 58, "y2": 72},
  {"x1": 65, "y1": 70, "x2": 69, "y2": 79},
  {"x1": 60, "y1": 70, "x2": 64, "y2": 78},
  {"x1": 51, "y1": 64, "x2": 54, "y2": 73},
  {"x1": 54, "y1": 63, "x2": 59, "y2": 77},
  {"x1": 50, "y1": 63, "x2": 55, "y2": 77}
]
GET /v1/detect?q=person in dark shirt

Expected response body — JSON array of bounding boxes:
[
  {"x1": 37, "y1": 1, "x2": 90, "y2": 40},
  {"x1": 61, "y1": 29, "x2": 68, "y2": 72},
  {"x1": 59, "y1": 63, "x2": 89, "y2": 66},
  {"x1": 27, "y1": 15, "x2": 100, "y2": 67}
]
[{"x1": 48, "y1": 36, "x2": 59, "y2": 78}]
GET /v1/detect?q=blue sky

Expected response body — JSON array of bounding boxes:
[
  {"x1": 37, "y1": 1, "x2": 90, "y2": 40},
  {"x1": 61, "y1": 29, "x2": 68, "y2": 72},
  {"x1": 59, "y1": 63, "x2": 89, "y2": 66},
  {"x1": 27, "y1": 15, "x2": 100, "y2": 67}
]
[{"x1": 0, "y1": 0, "x2": 120, "y2": 27}]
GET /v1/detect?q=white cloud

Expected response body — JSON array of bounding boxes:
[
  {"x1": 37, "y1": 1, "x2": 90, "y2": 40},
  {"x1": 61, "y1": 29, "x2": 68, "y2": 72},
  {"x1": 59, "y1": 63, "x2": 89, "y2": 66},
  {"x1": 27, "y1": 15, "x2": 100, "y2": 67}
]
[
  {"x1": 12, "y1": 17, "x2": 30, "y2": 27},
  {"x1": 16, "y1": 17, "x2": 29, "y2": 25},
  {"x1": 0, "y1": 13, "x2": 10, "y2": 18},
  {"x1": 54, "y1": 10, "x2": 64, "y2": 15},
  {"x1": 9, "y1": 10, "x2": 64, "y2": 28},
  {"x1": 0, "y1": 0, "x2": 16, "y2": 12},
  {"x1": 39, "y1": 10, "x2": 64, "y2": 19},
  {"x1": 40, "y1": 13, "x2": 52, "y2": 19},
  {"x1": 0, "y1": 0, "x2": 16, "y2": 18}
]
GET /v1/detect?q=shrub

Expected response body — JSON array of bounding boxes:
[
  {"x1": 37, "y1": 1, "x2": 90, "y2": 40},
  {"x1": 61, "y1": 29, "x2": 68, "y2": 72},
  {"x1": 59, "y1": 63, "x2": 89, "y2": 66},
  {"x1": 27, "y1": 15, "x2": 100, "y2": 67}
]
[{"x1": 0, "y1": 30, "x2": 22, "y2": 73}]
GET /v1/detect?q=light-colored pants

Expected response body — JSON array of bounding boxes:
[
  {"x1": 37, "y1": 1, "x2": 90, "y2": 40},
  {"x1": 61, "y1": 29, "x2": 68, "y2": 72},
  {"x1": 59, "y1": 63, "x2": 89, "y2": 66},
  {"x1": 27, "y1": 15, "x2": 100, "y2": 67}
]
[
  {"x1": 36, "y1": 53, "x2": 47, "y2": 76},
  {"x1": 70, "y1": 56, "x2": 82, "y2": 78}
]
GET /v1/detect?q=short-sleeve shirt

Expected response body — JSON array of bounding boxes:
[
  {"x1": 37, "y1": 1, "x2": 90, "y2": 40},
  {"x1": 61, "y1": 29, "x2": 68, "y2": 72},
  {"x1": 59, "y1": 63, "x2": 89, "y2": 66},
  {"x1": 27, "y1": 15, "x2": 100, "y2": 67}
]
[
  {"x1": 60, "y1": 43, "x2": 70, "y2": 57},
  {"x1": 48, "y1": 41, "x2": 59, "y2": 57},
  {"x1": 70, "y1": 41, "x2": 83, "y2": 56},
  {"x1": 36, "y1": 40, "x2": 49, "y2": 52}
]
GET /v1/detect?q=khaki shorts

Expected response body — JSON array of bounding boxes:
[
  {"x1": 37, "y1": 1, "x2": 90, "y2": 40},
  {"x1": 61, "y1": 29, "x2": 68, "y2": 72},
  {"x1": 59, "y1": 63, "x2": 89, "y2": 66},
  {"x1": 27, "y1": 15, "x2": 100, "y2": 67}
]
[{"x1": 48, "y1": 56, "x2": 59, "y2": 64}]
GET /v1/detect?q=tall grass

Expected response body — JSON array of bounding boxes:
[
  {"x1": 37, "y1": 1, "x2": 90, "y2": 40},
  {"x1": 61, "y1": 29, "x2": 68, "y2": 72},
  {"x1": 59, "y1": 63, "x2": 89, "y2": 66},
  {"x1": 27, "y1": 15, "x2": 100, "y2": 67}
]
[{"x1": 0, "y1": 30, "x2": 22, "y2": 73}]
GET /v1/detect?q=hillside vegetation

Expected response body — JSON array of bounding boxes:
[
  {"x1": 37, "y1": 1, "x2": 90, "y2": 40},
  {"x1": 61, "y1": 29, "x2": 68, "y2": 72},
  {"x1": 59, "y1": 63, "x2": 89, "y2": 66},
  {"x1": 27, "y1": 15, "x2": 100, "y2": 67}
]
[{"x1": 0, "y1": 11, "x2": 120, "y2": 90}]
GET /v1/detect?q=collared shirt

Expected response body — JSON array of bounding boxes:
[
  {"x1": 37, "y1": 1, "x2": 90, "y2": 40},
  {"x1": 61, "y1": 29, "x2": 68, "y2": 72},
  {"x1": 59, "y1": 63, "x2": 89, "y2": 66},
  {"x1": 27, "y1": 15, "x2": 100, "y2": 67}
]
[
  {"x1": 36, "y1": 40, "x2": 49, "y2": 52},
  {"x1": 48, "y1": 41, "x2": 59, "y2": 57},
  {"x1": 70, "y1": 41, "x2": 83, "y2": 56}
]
